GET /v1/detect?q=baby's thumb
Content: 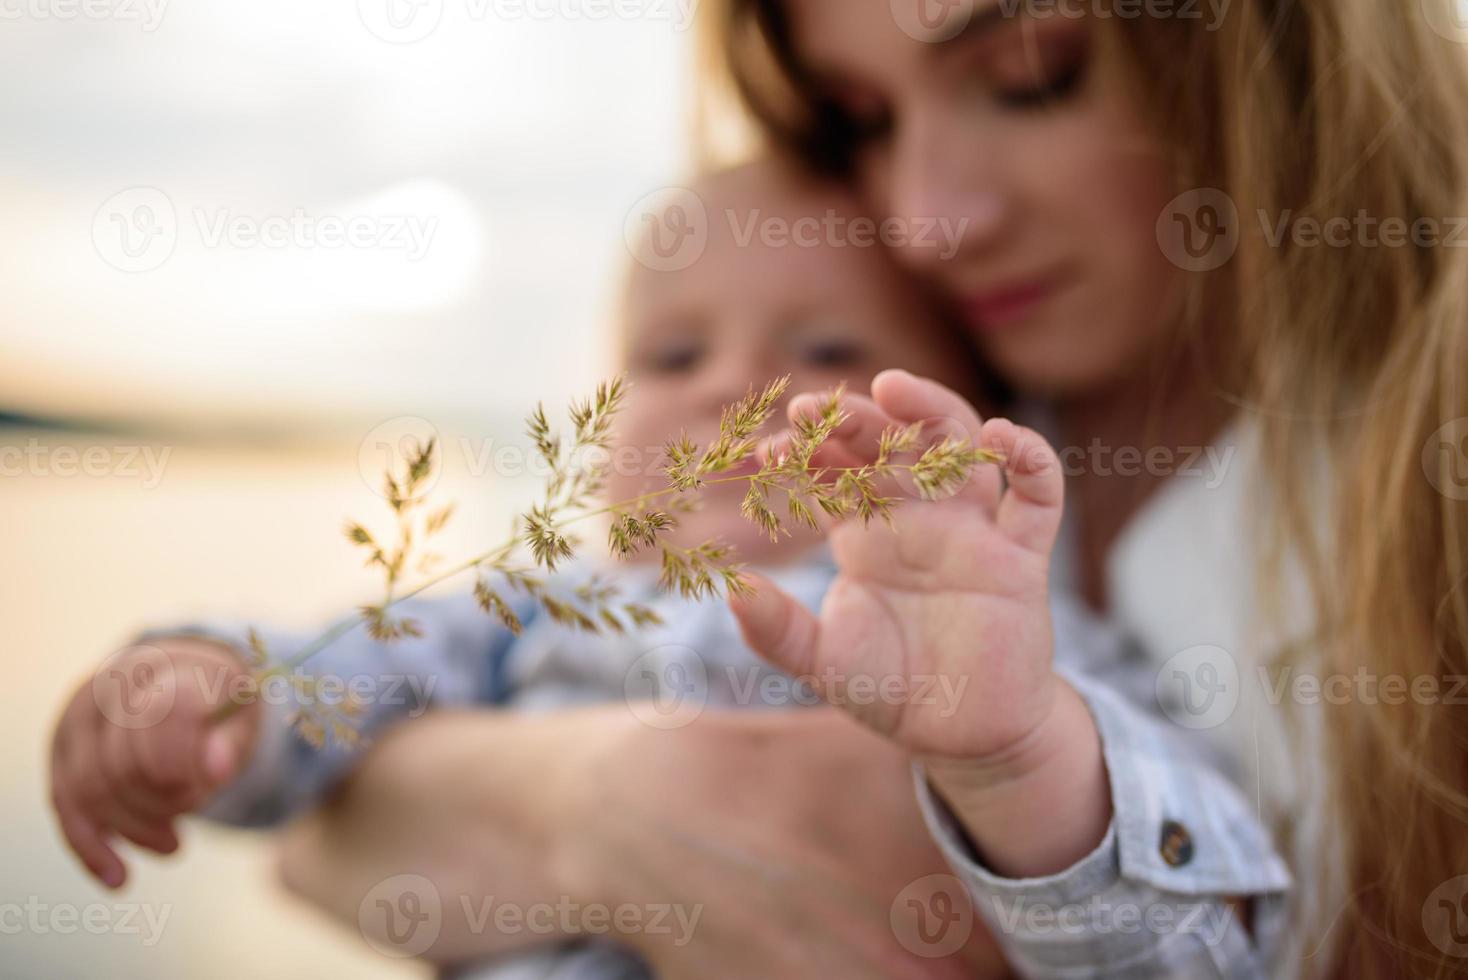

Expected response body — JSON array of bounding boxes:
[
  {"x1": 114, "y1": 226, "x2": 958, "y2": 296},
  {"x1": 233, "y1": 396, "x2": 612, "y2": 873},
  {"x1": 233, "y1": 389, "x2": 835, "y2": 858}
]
[
  {"x1": 201, "y1": 708, "x2": 257, "y2": 787},
  {"x1": 730, "y1": 572, "x2": 821, "y2": 679}
]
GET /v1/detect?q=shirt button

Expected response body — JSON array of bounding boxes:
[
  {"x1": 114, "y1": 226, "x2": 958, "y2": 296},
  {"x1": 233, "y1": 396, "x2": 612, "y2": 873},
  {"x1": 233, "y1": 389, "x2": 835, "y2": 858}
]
[{"x1": 1159, "y1": 820, "x2": 1194, "y2": 867}]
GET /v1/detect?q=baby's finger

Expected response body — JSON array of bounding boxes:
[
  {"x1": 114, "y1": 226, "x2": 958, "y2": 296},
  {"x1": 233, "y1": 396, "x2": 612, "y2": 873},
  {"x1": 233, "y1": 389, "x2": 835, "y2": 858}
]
[
  {"x1": 786, "y1": 390, "x2": 901, "y2": 471},
  {"x1": 871, "y1": 370, "x2": 1002, "y2": 508},
  {"x1": 103, "y1": 806, "x2": 180, "y2": 856},
  {"x1": 53, "y1": 792, "x2": 126, "y2": 889},
  {"x1": 730, "y1": 571, "x2": 822, "y2": 681},
  {"x1": 133, "y1": 701, "x2": 205, "y2": 794},
  {"x1": 94, "y1": 729, "x2": 189, "y2": 853},
  {"x1": 981, "y1": 418, "x2": 1064, "y2": 555}
]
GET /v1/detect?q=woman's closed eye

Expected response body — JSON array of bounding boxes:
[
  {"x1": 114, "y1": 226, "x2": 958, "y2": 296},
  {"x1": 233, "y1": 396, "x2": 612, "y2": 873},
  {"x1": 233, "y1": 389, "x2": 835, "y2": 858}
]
[{"x1": 986, "y1": 24, "x2": 1092, "y2": 110}]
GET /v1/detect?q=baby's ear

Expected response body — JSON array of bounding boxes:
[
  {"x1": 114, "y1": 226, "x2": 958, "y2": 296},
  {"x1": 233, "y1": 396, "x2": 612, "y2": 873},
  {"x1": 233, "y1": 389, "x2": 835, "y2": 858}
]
[{"x1": 980, "y1": 418, "x2": 1065, "y2": 556}]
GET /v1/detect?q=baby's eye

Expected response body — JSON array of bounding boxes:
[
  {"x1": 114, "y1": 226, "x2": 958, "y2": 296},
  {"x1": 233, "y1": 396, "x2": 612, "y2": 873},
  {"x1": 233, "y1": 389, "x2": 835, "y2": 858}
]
[
  {"x1": 798, "y1": 335, "x2": 868, "y2": 369},
  {"x1": 632, "y1": 339, "x2": 704, "y2": 375}
]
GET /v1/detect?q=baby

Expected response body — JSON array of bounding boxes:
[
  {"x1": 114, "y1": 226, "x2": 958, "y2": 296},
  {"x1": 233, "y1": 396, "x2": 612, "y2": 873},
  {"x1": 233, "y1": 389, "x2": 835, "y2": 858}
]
[{"x1": 48, "y1": 156, "x2": 986, "y2": 975}]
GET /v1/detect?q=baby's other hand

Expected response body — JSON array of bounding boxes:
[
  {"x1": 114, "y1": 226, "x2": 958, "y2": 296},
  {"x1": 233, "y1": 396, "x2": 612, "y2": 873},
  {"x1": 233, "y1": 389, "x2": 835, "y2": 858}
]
[{"x1": 49, "y1": 637, "x2": 261, "y2": 887}]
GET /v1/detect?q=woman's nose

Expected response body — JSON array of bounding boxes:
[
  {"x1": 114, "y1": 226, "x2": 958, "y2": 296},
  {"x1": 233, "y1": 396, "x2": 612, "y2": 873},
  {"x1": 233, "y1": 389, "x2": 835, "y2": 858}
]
[{"x1": 887, "y1": 109, "x2": 1008, "y2": 272}]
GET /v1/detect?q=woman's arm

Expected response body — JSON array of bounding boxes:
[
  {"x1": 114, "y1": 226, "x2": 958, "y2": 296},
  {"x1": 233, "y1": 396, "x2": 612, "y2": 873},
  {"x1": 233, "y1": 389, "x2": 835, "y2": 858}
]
[{"x1": 274, "y1": 705, "x2": 1011, "y2": 977}]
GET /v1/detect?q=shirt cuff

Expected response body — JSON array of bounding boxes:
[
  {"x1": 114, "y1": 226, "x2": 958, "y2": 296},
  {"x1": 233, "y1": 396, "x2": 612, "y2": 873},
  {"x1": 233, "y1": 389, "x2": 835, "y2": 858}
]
[{"x1": 912, "y1": 668, "x2": 1291, "y2": 972}]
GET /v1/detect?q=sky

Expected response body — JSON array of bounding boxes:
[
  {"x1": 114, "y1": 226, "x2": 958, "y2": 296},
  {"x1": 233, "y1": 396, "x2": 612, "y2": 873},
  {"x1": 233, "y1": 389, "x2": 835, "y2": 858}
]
[{"x1": 0, "y1": 0, "x2": 695, "y2": 434}]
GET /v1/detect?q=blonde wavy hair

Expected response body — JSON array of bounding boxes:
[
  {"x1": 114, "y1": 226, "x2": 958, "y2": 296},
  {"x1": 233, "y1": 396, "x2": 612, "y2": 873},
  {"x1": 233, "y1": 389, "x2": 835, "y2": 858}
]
[{"x1": 695, "y1": 1, "x2": 1468, "y2": 975}]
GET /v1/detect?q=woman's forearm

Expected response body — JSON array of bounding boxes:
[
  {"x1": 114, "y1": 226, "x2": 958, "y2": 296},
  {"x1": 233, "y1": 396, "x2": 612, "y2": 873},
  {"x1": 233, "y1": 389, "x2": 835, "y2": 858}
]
[
  {"x1": 274, "y1": 706, "x2": 1013, "y2": 977},
  {"x1": 274, "y1": 706, "x2": 628, "y2": 965}
]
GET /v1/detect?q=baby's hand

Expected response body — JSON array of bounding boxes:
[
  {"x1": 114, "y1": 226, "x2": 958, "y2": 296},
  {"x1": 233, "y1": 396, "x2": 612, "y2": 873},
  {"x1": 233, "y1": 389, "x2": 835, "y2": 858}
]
[
  {"x1": 49, "y1": 637, "x2": 261, "y2": 887},
  {"x1": 732, "y1": 369, "x2": 1064, "y2": 765}
]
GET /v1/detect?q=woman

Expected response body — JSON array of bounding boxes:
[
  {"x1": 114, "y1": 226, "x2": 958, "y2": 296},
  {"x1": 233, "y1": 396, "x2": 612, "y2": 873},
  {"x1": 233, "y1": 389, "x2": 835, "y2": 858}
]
[
  {"x1": 282, "y1": 2, "x2": 1468, "y2": 977},
  {"x1": 706, "y1": 0, "x2": 1468, "y2": 975}
]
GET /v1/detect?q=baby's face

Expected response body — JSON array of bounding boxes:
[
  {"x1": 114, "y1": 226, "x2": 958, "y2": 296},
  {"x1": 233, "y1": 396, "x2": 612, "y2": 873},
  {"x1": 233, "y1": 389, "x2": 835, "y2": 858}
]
[{"x1": 607, "y1": 165, "x2": 980, "y2": 565}]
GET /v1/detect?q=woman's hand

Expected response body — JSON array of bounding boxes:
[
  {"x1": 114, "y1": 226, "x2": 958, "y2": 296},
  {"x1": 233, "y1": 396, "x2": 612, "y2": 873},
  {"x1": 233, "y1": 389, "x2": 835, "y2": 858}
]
[
  {"x1": 564, "y1": 708, "x2": 1005, "y2": 980},
  {"x1": 731, "y1": 370, "x2": 1111, "y2": 877},
  {"x1": 275, "y1": 706, "x2": 1008, "y2": 978}
]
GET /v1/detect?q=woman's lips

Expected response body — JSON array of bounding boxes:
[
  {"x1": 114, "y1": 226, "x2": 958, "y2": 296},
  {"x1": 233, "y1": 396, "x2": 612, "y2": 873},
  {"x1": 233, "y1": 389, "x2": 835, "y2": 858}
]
[{"x1": 962, "y1": 275, "x2": 1062, "y2": 331}]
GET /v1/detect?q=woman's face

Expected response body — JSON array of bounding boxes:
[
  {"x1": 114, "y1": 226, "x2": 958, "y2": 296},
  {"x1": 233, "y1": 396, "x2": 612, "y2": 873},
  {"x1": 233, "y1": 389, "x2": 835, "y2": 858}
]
[{"x1": 784, "y1": 0, "x2": 1183, "y2": 396}]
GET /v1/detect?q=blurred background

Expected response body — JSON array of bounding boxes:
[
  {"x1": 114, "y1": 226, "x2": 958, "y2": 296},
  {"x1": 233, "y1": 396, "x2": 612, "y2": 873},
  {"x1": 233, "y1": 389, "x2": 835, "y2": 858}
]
[{"x1": 1, "y1": 3, "x2": 710, "y2": 975}]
